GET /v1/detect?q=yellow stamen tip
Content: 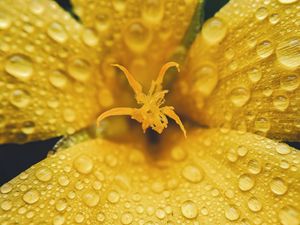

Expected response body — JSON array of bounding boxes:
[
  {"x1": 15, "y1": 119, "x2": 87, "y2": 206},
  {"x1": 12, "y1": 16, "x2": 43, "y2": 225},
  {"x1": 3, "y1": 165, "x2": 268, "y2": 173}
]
[{"x1": 97, "y1": 62, "x2": 186, "y2": 138}]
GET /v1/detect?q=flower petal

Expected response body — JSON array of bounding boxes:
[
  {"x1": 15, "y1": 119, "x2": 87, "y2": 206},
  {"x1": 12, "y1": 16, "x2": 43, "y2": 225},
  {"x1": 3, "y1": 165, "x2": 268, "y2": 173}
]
[
  {"x1": 0, "y1": 0, "x2": 107, "y2": 143},
  {"x1": 174, "y1": 0, "x2": 300, "y2": 141},
  {"x1": 1, "y1": 129, "x2": 299, "y2": 224},
  {"x1": 71, "y1": 0, "x2": 204, "y2": 89}
]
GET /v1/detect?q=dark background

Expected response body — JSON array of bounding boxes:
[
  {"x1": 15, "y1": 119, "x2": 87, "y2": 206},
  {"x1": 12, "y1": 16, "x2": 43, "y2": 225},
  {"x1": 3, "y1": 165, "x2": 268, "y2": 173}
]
[{"x1": 0, "y1": 0, "x2": 298, "y2": 186}]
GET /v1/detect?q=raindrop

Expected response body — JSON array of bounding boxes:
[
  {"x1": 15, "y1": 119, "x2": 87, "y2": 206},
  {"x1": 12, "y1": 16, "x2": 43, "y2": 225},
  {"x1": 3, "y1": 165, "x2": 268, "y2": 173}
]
[
  {"x1": 230, "y1": 87, "x2": 250, "y2": 107},
  {"x1": 278, "y1": 206, "x2": 299, "y2": 225},
  {"x1": 182, "y1": 165, "x2": 203, "y2": 183},
  {"x1": 0, "y1": 12, "x2": 11, "y2": 29},
  {"x1": 108, "y1": 190, "x2": 120, "y2": 203},
  {"x1": 276, "y1": 143, "x2": 291, "y2": 155},
  {"x1": 35, "y1": 166, "x2": 52, "y2": 182},
  {"x1": 68, "y1": 58, "x2": 91, "y2": 82},
  {"x1": 121, "y1": 212, "x2": 133, "y2": 224},
  {"x1": 55, "y1": 198, "x2": 67, "y2": 212},
  {"x1": 10, "y1": 89, "x2": 31, "y2": 108},
  {"x1": 1, "y1": 200, "x2": 12, "y2": 211},
  {"x1": 225, "y1": 205, "x2": 240, "y2": 221},
  {"x1": 273, "y1": 95, "x2": 289, "y2": 111},
  {"x1": 47, "y1": 22, "x2": 68, "y2": 43},
  {"x1": 0, "y1": 183, "x2": 12, "y2": 194},
  {"x1": 49, "y1": 70, "x2": 68, "y2": 89},
  {"x1": 247, "y1": 159, "x2": 262, "y2": 174},
  {"x1": 73, "y1": 154, "x2": 94, "y2": 174},
  {"x1": 280, "y1": 74, "x2": 299, "y2": 91},
  {"x1": 256, "y1": 40, "x2": 274, "y2": 58},
  {"x1": 181, "y1": 200, "x2": 198, "y2": 219},
  {"x1": 238, "y1": 174, "x2": 255, "y2": 191},
  {"x1": 270, "y1": 177, "x2": 288, "y2": 195},
  {"x1": 255, "y1": 7, "x2": 268, "y2": 20},
  {"x1": 247, "y1": 67, "x2": 262, "y2": 83},
  {"x1": 82, "y1": 28, "x2": 99, "y2": 47},
  {"x1": 247, "y1": 197, "x2": 262, "y2": 212},
  {"x1": 82, "y1": 190, "x2": 100, "y2": 207},
  {"x1": 202, "y1": 17, "x2": 227, "y2": 44},
  {"x1": 276, "y1": 37, "x2": 300, "y2": 69},
  {"x1": 5, "y1": 54, "x2": 33, "y2": 80},
  {"x1": 254, "y1": 117, "x2": 271, "y2": 132},
  {"x1": 23, "y1": 189, "x2": 40, "y2": 204}
]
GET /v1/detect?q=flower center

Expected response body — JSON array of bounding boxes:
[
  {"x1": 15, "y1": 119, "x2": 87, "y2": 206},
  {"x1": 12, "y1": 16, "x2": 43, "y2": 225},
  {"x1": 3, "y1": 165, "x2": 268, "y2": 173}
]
[{"x1": 97, "y1": 62, "x2": 186, "y2": 138}]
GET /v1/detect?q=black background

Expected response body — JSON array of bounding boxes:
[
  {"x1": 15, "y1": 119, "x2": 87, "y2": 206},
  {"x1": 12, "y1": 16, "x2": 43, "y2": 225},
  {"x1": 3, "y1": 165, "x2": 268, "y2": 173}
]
[{"x1": 1, "y1": 0, "x2": 298, "y2": 186}]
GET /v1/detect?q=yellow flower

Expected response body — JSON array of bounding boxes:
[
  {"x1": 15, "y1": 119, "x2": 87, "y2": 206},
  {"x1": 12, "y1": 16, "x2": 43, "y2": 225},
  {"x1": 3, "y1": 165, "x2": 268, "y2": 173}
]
[{"x1": 0, "y1": 0, "x2": 300, "y2": 224}]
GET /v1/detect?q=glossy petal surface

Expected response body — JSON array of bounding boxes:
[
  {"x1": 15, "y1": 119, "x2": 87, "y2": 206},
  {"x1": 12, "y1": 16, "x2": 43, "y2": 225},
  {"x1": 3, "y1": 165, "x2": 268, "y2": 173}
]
[
  {"x1": 1, "y1": 129, "x2": 299, "y2": 224},
  {"x1": 174, "y1": 0, "x2": 300, "y2": 141},
  {"x1": 0, "y1": 0, "x2": 105, "y2": 143},
  {"x1": 71, "y1": 0, "x2": 203, "y2": 89}
]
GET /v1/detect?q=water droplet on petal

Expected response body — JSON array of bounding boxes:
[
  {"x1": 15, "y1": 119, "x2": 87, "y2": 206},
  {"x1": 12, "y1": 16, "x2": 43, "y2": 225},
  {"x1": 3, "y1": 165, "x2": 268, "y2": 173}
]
[
  {"x1": 1, "y1": 200, "x2": 12, "y2": 211},
  {"x1": 247, "y1": 197, "x2": 262, "y2": 212},
  {"x1": 278, "y1": 206, "x2": 299, "y2": 225},
  {"x1": 256, "y1": 40, "x2": 274, "y2": 58},
  {"x1": 278, "y1": 0, "x2": 298, "y2": 4},
  {"x1": 73, "y1": 154, "x2": 94, "y2": 174},
  {"x1": 280, "y1": 74, "x2": 299, "y2": 91},
  {"x1": 108, "y1": 190, "x2": 120, "y2": 203},
  {"x1": 202, "y1": 17, "x2": 227, "y2": 44},
  {"x1": 230, "y1": 87, "x2": 250, "y2": 107},
  {"x1": 5, "y1": 54, "x2": 33, "y2": 80},
  {"x1": 276, "y1": 37, "x2": 300, "y2": 69},
  {"x1": 82, "y1": 190, "x2": 100, "y2": 207},
  {"x1": 225, "y1": 205, "x2": 240, "y2": 221},
  {"x1": 68, "y1": 58, "x2": 91, "y2": 82},
  {"x1": 276, "y1": 143, "x2": 291, "y2": 155},
  {"x1": 254, "y1": 117, "x2": 271, "y2": 133},
  {"x1": 142, "y1": 0, "x2": 164, "y2": 25},
  {"x1": 23, "y1": 189, "x2": 40, "y2": 204},
  {"x1": 0, "y1": 12, "x2": 11, "y2": 30},
  {"x1": 238, "y1": 174, "x2": 255, "y2": 191},
  {"x1": 35, "y1": 166, "x2": 53, "y2": 182},
  {"x1": 82, "y1": 28, "x2": 99, "y2": 47},
  {"x1": 273, "y1": 95, "x2": 289, "y2": 111},
  {"x1": 247, "y1": 159, "x2": 262, "y2": 174},
  {"x1": 10, "y1": 89, "x2": 31, "y2": 108},
  {"x1": 49, "y1": 70, "x2": 68, "y2": 89},
  {"x1": 121, "y1": 212, "x2": 133, "y2": 224},
  {"x1": 55, "y1": 198, "x2": 67, "y2": 212},
  {"x1": 270, "y1": 177, "x2": 288, "y2": 195},
  {"x1": 182, "y1": 165, "x2": 203, "y2": 183},
  {"x1": 255, "y1": 7, "x2": 268, "y2": 20},
  {"x1": 181, "y1": 200, "x2": 198, "y2": 219},
  {"x1": 247, "y1": 67, "x2": 262, "y2": 83},
  {"x1": 0, "y1": 183, "x2": 12, "y2": 194},
  {"x1": 47, "y1": 22, "x2": 68, "y2": 43}
]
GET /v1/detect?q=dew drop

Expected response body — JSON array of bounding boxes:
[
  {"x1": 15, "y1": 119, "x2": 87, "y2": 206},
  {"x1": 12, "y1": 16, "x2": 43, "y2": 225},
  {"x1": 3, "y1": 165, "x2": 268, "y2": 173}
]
[
  {"x1": 97, "y1": 213, "x2": 106, "y2": 222},
  {"x1": 256, "y1": 40, "x2": 274, "y2": 58},
  {"x1": 202, "y1": 17, "x2": 227, "y2": 44},
  {"x1": 276, "y1": 37, "x2": 300, "y2": 69},
  {"x1": 21, "y1": 121, "x2": 36, "y2": 135},
  {"x1": 181, "y1": 200, "x2": 198, "y2": 219},
  {"x1": 63, "y1": 108, "x2": 76, "y2": 122},
  {"x1": 108, "y1": 190, "x2": 120, "y2": 203},
  {"x1": 278, "y1": 206, "x2": 299, "y2": 225},
  {"x1": 142, "y1": 0, "x2": 164, "y2": 25},
  {"x1": 55, "y1": 198, "x2": 67, "y2": 212},
  {"x1": 35, "y1": 166, "x2": 52, "y2": 182},
  {"x1": 225, "y1": 205, "x2": 240, "y2": 221},
  {"x1": 47, "y1": 22, "x2": 68, "y2": 43},
  {"x1": 124, "y1": 21, "x2": 152, "y2": 53},
  {"x1": 74, "y1": 213, "x2": 85, "y2": 224},
  {"x1": 280, "y1": 74, "x2": 299, "y2": 91},
  {"x1": 230, "y1": 87, "x2": 250, "y2": 107},
  {"x1": 276, "y1": 143, "x2": 291, "y2": 155},
  {"x1": 270, "y1": 177, "x2": 288, "y2": 195},
  {"x1": 53, "y1": 215, "x2": 65, "y2": 225},
  {"x1": 247, "y1": 159, "x2": 262, "y2": 174},
  {"x1": 247, "y1": 67, "x2": 262, "y2": 83},
  {"x1": 269, "y1": 14, "x2": 280, "y2": 24},
  {"x1": 73, "y1": 154, "x2": 94, "y2": 174},
  {"x1": 49, "y1": 70, "x2": 68, "y2": 89},
  {"x1": 273, "y1": 95, "x2": 289, "y2": 111},
  {"x1": 82, "y1": 190, "x2": 100, "y2": 207},
  {"x1": 0, "y1": 183, "x2": 12, "y2": 194},
  {"x1": 237, "y1": 146, "x2": 248, "y2": 157},
  {"x1": 254, "y1": 117, "x2": 271, "y2": 133},
  {"x1": 58, "y1": 175, "x2": 70, "y2": 186},
  {"x1": 1, "y1": 200, "x2": 12, "y2": 211},
  {"x1": 121, "y1": 212, "x2": 133, "y2": 224},
  {"x1": 278, "y1": 0, "x2": 298, "y2": 4},
  {"x1": 0, "y1": 12, "x2": 11, "y2": 30},
  {"x1": 68, "y1": 58, "x2": 91, "y2": 82},
  {"x1": 171, "y1": 147, "x2": 187, "y2": 161},
  {"x1": 10, "y1": 89, "x2": 31, "y2": 108},
  {"x1": 182, "y1": 165, "x2": 203, "y2": 183},
  {"x1": 5, "y1": 54, "x2": 33, "y2": 80},
  {"x1": 192, "y1": 64, "x2": 218, "y2": 96},
  {"x1": 238, "y1": 174, "x2": 255, "y2": 191},
  {"x1": 23, "y1": 189, "x2": 40, "y2": 204},
  {"x1": 255, "y1": 7, "x2": 268, "y2": 20},
  {"x1": 112, "y1": 0, "x2": 126, "y2": 12},
  {"x1": 247, "y1": 197, "x2": 262, "y2": 212},
  {"x1": 82, "y1": 28, "x2": 99, "y2": 47}
]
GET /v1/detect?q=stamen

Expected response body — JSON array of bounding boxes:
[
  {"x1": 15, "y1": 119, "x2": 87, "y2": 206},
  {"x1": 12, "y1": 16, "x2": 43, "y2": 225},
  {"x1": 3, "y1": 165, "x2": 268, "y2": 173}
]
[{"x1": 97, "y1": 62, "x2": 187, "y2": 138}]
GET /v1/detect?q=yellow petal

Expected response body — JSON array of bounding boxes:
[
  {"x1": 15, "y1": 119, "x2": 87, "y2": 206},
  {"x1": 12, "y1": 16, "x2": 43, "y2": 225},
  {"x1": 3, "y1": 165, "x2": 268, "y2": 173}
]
[
  {"x1": 0, "y1": 0, "x2": 108, "y2": 143},
  {"x1": 173, "y1": 0, "x2": 300, "y2": 141},
  {"x1": 71, "y1": 0, "x2": 203, "y2": 89},
  {"x1": 1, "y1": 129, "x2": 299, "y2": 224}
]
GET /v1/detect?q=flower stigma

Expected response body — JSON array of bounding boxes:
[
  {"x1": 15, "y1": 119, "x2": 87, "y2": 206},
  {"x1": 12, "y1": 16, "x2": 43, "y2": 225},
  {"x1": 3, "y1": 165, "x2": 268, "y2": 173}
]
[{"x1": 97, "y1": 62, "x2": 187, "y2": 138}]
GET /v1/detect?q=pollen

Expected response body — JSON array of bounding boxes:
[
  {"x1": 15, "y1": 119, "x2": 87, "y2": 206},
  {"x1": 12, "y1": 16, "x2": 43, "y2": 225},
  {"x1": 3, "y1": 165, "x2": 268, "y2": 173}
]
[{"x1": 97, "y1": 62, "x2": 187, "y2": 138}]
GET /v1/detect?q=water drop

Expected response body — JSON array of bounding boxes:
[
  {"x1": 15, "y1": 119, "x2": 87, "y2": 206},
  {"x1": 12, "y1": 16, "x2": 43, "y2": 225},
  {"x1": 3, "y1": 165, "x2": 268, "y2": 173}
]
[
  {"x1": 254, "y1": 117, "x2": 271, "y2": 132},
  {"x1": 278, "y1": 206, "x2": 299, "y2": 225},
  {"x1": 278, "y1": 0, "x2": 298, "y2": 4},
  {"x1": 10, "y1": 89, "x2": 31, "y2": 108},
  {"x1": 247, "y1": 67, "x2": 262, "y2": 83},
  {"x1": 49, "y1": 70, "x2": 68, "y2": 89},
  {"x1": 108, "y1": 190, "x2": 120, "y2": 203},
  {"x1": 0, "y1": 12, "x2": 11, "y2": 30},
  {"x1": 230, "y1": 87, "x2": 250, "y2": 107},
  {"x1": 121, "y1": 212, "x2": 133, "y2": 224},
  {"x1": 55, "y1": 198, "x2": 67, "y2": 212},
  {"x1": 192, "y1": 64, "x2": 218, "y2": 96},
  {"x1": 182, "y1": 165, "x2": 203, "y2": 183},
  {"x1": 23, "y1": 189, "x2": 40, "y2": 204},
  {"x1": 255, "y1": 7, "x2": 268, "y2": 20},
  {"x1": 273, "y1": 95, "x2": 289, "y2": 111},
  {"x1": 58, "y1": 175, "x2": 70, "y2": 186},
  {"x1": 73, "y1": 154, "x2": 94, "y2": 174},
  {"x1": 270, "y1": 177, "x2": 288, "y2": 195},
  {"x1": 276, "y1": 37, "x2": 300, "y2": 69},
  {"x1": 82, "y1": 190, "x2": 100, "y2": 207},
  {"x1": 35, "y1": 166, "x2": 52, "y2": 182},
  {"x1": 247, "y1": 197, "x2": 262, "y2": 212},
  {"x1": 256, "y1": 40, "x2": 274, "y2": 58},
  {"x1": 142, "y1": 0, "x2": 164, "y2": 25},
  {"x1": 124, "y1": 21, "x2": 152, "y2": 53},
  {"x1": 269, "y1": 14, "x2": 280, "y2": 24},
  {"x1": 202, "y1": 17, "x2": 227, "y2": 44},
  {"x1": 68, "y1": 58, "x2": 91, "y2": 82},
  {"x1": 0, "y1": 183, "x2": 12, "y2": 194},
  {"x1": 63, "y1": 108, "x2": 76, "y2": 122},
  {"x1": 1, "y1": 200, "x2": 12, "y2": 211},
  {"x1": 74, "y1": 213, "x2": 85, "y2": 224},
  {"x1": 82, "y1": 28, "x2": 99, "y2": 47},
  {"x1": 5, "y1": 54, "x2": 33, "y2": 80},
  {"x1": 276, "y1": 143, "x2": 291, "y2": 155},
  {"x1": 53, "y1": 215, "x2": 65, "y2": 225},
  {"x1": 181, "y1": 200, "x2": 198, "y2": 219},
  {"x1": 238, "y1": 174, "x2": 255, "y2": 191},
  {"x1": 225, "y1": 205, "x2": 240, "y2": 221},
  {"x1": 47, "y1": 22, "x2": 68, "y2": 43},
  {"x1": 247, "y1": 159, "x2": 262, "y2": 174},
  {"x1": 112, "y1": 0, "x2": 126, "y2": 12},
  {"x1": 280, "y1": 74, "x2": 299, "y2": 91}
]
